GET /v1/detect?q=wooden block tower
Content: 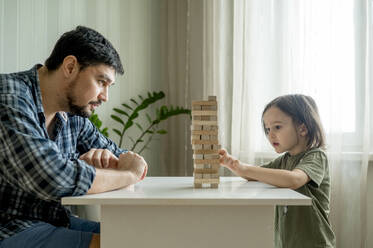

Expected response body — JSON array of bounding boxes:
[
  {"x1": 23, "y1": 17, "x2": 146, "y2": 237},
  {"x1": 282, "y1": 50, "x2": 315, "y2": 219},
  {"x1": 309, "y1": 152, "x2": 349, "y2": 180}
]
[{"x1": 191, "y1": 96, "x2": 220, "y2": 188}]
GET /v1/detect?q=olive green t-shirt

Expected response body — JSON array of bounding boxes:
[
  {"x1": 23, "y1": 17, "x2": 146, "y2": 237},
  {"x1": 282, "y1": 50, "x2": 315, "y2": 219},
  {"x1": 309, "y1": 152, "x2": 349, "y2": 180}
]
[{"x1": 261, "y1": 148, "x2": 336, "y2": 248}]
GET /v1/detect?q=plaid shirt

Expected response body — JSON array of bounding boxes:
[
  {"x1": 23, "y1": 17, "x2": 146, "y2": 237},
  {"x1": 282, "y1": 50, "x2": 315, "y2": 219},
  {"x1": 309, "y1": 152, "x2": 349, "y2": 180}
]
[{"x1": 0, "y1": 65, "x2": 126, "y2": 240}]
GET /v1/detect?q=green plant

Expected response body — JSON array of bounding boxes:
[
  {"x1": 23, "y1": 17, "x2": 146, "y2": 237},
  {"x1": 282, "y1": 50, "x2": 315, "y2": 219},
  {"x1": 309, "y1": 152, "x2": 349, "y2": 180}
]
[
  {"x1": 89, "y1": 91, "x2": 191, "y2": 154},
  {"x1": 89, "y1": 111, "x2": 109, "y2": 137}
]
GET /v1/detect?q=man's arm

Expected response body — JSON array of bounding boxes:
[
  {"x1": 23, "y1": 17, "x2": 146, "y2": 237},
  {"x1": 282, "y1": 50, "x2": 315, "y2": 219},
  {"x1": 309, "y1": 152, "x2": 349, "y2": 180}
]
[{"x1": 87, "y1": 151, "x2": 148, "y2": 194}]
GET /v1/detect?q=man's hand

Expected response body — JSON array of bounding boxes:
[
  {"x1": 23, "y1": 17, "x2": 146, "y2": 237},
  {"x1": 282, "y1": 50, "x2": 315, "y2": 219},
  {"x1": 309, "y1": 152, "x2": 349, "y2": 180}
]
[
  {"x1": 117, "y1": 151, "x2": 148, "y2": 182},
  {"x1": 79, "y1": 149, "x2": 119, "y2": 169}
]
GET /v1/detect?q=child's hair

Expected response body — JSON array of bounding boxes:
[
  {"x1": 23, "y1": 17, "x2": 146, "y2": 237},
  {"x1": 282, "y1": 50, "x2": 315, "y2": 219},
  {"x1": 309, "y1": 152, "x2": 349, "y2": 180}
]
[{"x1": 262, "y1": 94, "x2": 326, "y2": 149}]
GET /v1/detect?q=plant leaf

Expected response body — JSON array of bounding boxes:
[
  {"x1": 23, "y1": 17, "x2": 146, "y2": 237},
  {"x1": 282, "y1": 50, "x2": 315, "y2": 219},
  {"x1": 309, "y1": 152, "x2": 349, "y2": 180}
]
[
  {"x1": 122, "y1": 103, "x2": 133, "y2": 110},
  {"x1": 113, "y1": 128, "x2": 122, "y2": 137},
  {"x1": 145, "y1": 113, "x2": 152, "y2": 123},
  {"x1": 111, "y1": 115, "x2": 125, "y2": 125},
  {"x1": 135, "y1": 123, "x2": 143, "y2": 131},
  {"x1": 157, "y1": 129, "x2": 168, "y2": 134},
  {"x1": 130, "y1": 98, "x2": 138, "y2": 105},
  {"x1": 113, "y1": 108, "x2": 129, "y2": 116}
]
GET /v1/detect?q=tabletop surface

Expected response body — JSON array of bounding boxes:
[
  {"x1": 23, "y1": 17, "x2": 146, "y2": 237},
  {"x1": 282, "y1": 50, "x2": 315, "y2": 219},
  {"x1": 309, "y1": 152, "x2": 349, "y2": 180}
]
[{"x1": 61, "y1": 177, "x2": 312, "y2": 206}]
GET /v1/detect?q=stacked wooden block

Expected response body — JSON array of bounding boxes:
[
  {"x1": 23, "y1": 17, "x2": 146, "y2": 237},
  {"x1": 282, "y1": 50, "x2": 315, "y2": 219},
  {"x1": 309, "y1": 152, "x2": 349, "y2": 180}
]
[{"x1": 191, "y1": 96, "x2": 220, "y2": 188}]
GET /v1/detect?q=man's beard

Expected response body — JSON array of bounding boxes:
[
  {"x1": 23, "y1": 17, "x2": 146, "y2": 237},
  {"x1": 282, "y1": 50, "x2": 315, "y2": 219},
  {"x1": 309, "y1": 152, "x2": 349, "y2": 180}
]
[{"x1": 67, "y1": 94, "x2": 91, "y2": 118}]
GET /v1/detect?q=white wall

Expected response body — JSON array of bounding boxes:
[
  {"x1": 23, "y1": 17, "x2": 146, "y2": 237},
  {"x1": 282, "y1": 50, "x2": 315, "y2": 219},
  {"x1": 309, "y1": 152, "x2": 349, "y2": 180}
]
[{"x1": 0, "y1": 0, "x2": 164, "y2": 175}]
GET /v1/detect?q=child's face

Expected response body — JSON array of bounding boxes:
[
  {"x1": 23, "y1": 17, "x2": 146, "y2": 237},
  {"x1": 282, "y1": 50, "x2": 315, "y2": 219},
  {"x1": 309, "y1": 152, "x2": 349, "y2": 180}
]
[{"x1": 262, "y1": 106, "x2": 308, "y2": 155}]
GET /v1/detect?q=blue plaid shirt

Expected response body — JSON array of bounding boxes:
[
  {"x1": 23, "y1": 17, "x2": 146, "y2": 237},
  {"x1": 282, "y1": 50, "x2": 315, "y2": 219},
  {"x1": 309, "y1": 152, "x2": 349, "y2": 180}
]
[{"x1": 0, "y1": 65, "x2": 126, "y2": 240}]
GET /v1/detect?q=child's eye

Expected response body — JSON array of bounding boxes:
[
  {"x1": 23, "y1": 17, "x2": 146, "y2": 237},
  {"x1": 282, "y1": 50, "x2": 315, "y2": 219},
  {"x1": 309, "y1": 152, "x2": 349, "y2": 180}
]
[{"x1": 275, "y1": 125, "x2": 281, "y2": 130}]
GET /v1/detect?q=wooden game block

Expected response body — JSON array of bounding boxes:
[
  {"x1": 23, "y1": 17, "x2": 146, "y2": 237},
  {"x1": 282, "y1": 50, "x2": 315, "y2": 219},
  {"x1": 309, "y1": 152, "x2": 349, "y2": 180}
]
[
  {"x1": 194, "y1": 183, "x2": 202, "y2": 188},
  {"x1": 193, "y1": 154, "x2": 204, "y2": 159},
  {"x1": 192, "y1": 105, "x2": 202, "y2": 110},
  {"x1": 211, "y1": 183, "x2": 218, "y2": 188},
  {"x1": 203, "y1": 164, "x2": 212, "y2": 169},
  {"x1": 192, "y1": 120, "x2": 218, "y2": 126},
  {"x1": 193, "y1": 149, "x2": 219, "y2": 154},
  {"x1": 202, "y1": 105, "x2": 217, "y2": 111},
  {"x1": 194, "y1": 164, "x2": 204, "y2": 169},
  {"x1": 208, "y1": 116, "x2": 217, "y2": 121},
  {"x1": 191, "y1": 135, "x2": 201, "y2": 140},
  {"x1": 209, "y1": 135, "x2": 218, "y2": 140},
  {"x1": 191, "y1": 130, "x2": 218, "y2": 135},
  {"x1": 201, "y1": 116, "x2": 211, "y2": 121},
  {"x1": 192, "y1": 100, "x2": 217, "y2": 106},
  {"x1": 192, "y1": 144, "x2": 203, "y2": 150},
  {"x1": 208, "y1": 96, "x2": 217, "y2": 101},
  {"x1": 192, "y1": 116, "x2": 201, "y2": 121},
  {"x1": 202, "y1": 144, "x2": 213, "y2": 150},
  {"x1": 194, "y1": 168, "x2": 219, "y2": 174},
  {"x1": 192, "y1": 110, "x2": 217, "y2": 116},
  {"x1": 191, "y1": 139, "x2": 219, "y2": 145},
  {"x1": 202, "y1": 125, "x2": 218, "y2": 131},
  {"x1": 191, "y1": 125, "x2": 202, "y2": 131},
  {"x1": 194, "y1": 159, "x2": 220, "y2": 164},
  {"x1": 211, "y1": 173, "x2": 220, "y2": 178},
  {"x1": 194, "y1": 173, "x2": 203, "y2": 179},
  {"x1": 194, "y1": 178, "x2": 219, "y2": 184},
  {"x1": 212, "y1": 145, "x2": 221, "y2": 150},
  {"x1": 201, "y1": 135, "x2": 210, "y2": 140},
  {"x1": 202, "y1": 173, "x2": 211, "y2": 179},
  {"x1": 203, "y1": 154, "x2": 219, "y2": 159},
  {"x1": 210, "y1": 164, "x2": 220, "y2": 170}
]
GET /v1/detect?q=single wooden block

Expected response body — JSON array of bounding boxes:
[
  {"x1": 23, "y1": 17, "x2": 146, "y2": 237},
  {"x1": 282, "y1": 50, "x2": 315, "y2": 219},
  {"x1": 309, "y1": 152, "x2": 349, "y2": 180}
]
[
  {"x1": 194, "y1": 183, "x2": 202, "y2": 188},
  {"x1": 192, "y1": 120, "x2": 218, "y2": 126},
  {"x1": 192, "y1": 144, "x2": 203, "y2": 150},
  {"x1": 192, "y1": 105, "x2": 202, "y2": 110},
  {"x1": 191, "y1": 110, "x2": 217, "y2": 116},
  {"x1": 192, "y1": 116, "x2": 201, "y2": 121},
  {"x1": 201, "y1": 116, "x2": 211, "y2": 121},
  {"x1": 211, "y1": 173, "x2": 220, "y2": 179},
  {"x1": 203, "y1": 174, "x2": 211, "y2": 179},
  {"x1": 211, "y1": 164, "x2": 221, "y2": 170},
  {"x1": 194, "y1": 168, "x2": 219, "y2": 174},
  {"x1": 192, "y1": 139, "x2": 219, "y2": 145},
  {"x1": 208, "y1": 96, "x2": 217, "y2": 101},
  {"x1": 194, "y1": 178, "x2": 220, "y2": 184},
  {"x1": 202, "y1": 144, "x2": 213, "y2": 150},
  {"x1": 211, "y1": 183, "x2": 219, "y2": 188},
  {"x1": 191, "y1": 125, "x2": 203, "y2": 131},
  {"x1": 193, "y1": 149, "x2": 219, "y2": 154},
  {"x1": 201, "y1": 135, "x2": 210, "y2": 140},
  {"x1": 194, "y1": 173, "x2": 203, "y2": 179},
  {"x1": 192, "y1": 100, "x2": 217, "y2": 106},
  {"x1": 194, "y1": 164, "x2": 204, "y2": 169},
  {"x1": 191, "y1": 130, "x2": 218, "y2": 135},
  {"x1": 202, "y1": 105, "x2": 217, "y2": 111},
  {"x1": 191, "y1": 135, "x2": 201, "y2": 140},
  {"x1": 202, "y1": 125, "x2": 218, "y2": 131},
  {"x1": 213, "y1": 145, "x2": 221, "y2": 150},
  {"x1": 203, "y1": 154, "x2": 219, "y2": 159},
  {"x1": 194, "y1": 159, "x2": 220, "y2": 165},
  {"x1": 193, "y1": 154, "x2": 204, "y2": 159}
]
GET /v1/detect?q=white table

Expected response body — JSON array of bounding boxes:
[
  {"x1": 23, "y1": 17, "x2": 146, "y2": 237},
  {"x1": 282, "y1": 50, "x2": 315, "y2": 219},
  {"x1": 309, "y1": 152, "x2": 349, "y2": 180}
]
[{"x1": 62, "y1": 177, "x2": 311, "y2": 248}]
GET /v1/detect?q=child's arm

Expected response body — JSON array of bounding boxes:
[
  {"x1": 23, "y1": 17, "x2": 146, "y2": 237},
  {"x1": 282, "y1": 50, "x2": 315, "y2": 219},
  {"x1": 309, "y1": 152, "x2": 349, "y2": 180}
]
[{"x1": 219, "y1": 149, "x2": 310, "y2": 189}]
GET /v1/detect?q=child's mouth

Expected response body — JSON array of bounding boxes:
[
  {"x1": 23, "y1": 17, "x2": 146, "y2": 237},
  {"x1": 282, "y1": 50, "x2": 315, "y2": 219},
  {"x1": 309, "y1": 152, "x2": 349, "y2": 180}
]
[{"x1": 273, "y1": 142, "x2": 279, "y2": 147}]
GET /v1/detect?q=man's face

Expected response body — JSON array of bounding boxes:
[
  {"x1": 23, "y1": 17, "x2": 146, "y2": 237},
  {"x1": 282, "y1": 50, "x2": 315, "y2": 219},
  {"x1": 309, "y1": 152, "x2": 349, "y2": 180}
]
[{"x1": 66, "y1": 64, "x2": 116, "y2": 118}]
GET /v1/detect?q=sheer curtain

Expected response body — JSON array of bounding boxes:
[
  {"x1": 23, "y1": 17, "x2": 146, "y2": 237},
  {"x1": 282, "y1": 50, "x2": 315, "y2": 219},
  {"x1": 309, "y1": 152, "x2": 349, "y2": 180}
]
[{"x1": 201, "y1": 0, "x2": 372, "y2": 247}]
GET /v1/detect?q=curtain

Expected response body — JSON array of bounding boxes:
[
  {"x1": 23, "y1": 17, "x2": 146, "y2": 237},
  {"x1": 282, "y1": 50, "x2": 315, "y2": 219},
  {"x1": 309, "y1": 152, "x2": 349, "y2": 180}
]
[{"x1": 200, "y1": 0, "x2": 372, "y2": 247}]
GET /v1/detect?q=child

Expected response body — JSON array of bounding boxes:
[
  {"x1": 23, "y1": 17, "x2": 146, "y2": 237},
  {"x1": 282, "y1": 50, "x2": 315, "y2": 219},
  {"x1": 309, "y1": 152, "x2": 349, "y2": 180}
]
[{"x1": 219, "y1": 94, "x2": 336, "y2": 248}]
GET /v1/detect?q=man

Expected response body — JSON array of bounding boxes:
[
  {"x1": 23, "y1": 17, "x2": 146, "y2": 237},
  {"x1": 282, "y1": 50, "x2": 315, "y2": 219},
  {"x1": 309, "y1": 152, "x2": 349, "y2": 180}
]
[{"x1": 0, "y1": 26, "x2": 148, "y2": 248}]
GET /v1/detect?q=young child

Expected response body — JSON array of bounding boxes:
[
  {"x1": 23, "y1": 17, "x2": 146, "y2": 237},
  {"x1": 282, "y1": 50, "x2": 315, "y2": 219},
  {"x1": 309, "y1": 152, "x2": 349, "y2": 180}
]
[{"x1": 219, "y1": 94, "x2": 336, "y2": 248}]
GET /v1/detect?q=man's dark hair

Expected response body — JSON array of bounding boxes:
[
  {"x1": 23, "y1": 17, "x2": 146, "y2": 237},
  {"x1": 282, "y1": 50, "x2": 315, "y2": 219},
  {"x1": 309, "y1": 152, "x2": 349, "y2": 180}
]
[{"x1": 45, "y1": 26, "x2": 124, "y2": 75}]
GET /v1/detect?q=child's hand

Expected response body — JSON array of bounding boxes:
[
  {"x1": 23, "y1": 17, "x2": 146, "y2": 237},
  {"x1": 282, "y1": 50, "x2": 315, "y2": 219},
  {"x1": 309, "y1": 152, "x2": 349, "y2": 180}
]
[{"x1": 219, "y1": 149, "x2": 241, "y2": 174}]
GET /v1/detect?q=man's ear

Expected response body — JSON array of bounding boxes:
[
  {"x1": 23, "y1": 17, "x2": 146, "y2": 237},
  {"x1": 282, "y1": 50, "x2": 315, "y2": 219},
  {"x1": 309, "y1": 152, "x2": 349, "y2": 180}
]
[
  {"x1": 61, "y1": 55, "x2": 79, "y2": 78},
  {"x1": 298, "y1": 123, "x2": 308, "y2": 137}
]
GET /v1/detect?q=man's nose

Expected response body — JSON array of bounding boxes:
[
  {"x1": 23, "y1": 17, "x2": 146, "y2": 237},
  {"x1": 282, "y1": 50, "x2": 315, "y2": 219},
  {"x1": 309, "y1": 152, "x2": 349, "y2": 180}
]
[{"x1": 99, "y1": 86, "x2": 109, "y2": 102}]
